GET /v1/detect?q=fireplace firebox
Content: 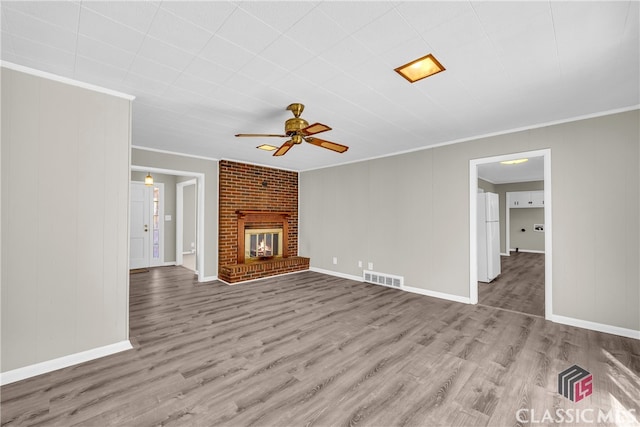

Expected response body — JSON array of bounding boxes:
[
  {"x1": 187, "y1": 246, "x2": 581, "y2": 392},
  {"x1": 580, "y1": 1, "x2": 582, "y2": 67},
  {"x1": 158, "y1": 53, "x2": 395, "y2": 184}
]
[
  {"x1": 245, "y1": 228, "x2": 283, "y2": 260},
  {"x1": 236, "y1": 210, "x2": 290, "y2": 264}
]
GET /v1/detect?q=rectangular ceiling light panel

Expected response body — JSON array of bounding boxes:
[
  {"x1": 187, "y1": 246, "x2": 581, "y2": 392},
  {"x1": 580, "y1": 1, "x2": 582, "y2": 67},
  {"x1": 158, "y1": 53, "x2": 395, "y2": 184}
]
[{"x1": 395, "y1": 53, "x2": 445, "y2": 83}]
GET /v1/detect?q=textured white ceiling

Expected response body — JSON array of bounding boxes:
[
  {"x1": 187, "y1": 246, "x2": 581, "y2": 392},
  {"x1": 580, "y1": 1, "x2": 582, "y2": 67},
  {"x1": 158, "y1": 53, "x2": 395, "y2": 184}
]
[
  {"x1": 2, "y1": 1, "x2": 638, "y2": 171},
  {"x1": 478, "y1": 156, "x2": 544, "y2": 184}
]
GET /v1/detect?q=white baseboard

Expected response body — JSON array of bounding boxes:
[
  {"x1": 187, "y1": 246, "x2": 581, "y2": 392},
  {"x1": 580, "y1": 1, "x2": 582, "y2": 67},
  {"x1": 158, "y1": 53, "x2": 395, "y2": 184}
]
[
  {"x1": 509, "y1": 249, "x2": 545, "y2": 254},
  {"x1": 309, "y1": 267, "x2": 363, "y2": 282},
  {"x1": 215, "y1": 266, "x2": 637, "y2": 339},
  {"x1": 550, "y1": 314, "x2": 640, "y2": 340},
  {"x1": 0, "y1": 340, "x2": 133, "y2": 386},
  {"x1": 309, "y1": 267, "x2": 470, "y2": 305},
  {"x1": 198, "y1": 275, "x2": 218, "y2": 283},
  {"x1": 402, "y1": 285, "x2": 471, "y2": 304}
]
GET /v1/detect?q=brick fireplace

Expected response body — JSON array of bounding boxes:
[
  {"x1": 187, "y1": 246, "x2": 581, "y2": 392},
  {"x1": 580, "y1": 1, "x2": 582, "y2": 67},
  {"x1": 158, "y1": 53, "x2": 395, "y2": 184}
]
[{"x1": 218, "y1": 160, "x2": 309, "y2": 283}]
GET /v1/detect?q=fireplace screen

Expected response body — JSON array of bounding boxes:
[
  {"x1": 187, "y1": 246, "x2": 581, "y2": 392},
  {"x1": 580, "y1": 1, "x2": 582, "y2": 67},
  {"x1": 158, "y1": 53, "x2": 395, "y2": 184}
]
[{"x1": 245, "y1": 228, "x2": 283, "y2": 260}]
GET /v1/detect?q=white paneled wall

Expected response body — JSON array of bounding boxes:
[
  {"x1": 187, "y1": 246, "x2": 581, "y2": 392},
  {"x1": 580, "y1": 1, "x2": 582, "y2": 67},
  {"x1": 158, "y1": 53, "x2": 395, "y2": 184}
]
[{"x1": 1, "y1": 67, "x2": 132, "y2": 374}]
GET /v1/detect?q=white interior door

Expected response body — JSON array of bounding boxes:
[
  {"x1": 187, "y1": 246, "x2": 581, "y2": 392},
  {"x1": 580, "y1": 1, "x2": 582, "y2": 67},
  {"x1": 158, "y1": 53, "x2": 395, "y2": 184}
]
[{"x1": 130, "y1": 182, "x2": 150, "y2": 269}]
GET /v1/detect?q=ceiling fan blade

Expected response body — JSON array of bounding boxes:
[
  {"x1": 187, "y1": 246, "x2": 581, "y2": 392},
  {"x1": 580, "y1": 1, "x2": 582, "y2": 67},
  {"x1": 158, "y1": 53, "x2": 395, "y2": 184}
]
[
  {"x1": 235, "y1": 133, "x2": 287, "y2": 138},
  {"x1": 301, "y1": 122, "x2": 332, "y2": 136},
  {"x1": 273, "y1": 140, "x2": 294, "y2": 156},
  {"x1": 305, "y1": 137, "x2": 349, "y2": 153}
]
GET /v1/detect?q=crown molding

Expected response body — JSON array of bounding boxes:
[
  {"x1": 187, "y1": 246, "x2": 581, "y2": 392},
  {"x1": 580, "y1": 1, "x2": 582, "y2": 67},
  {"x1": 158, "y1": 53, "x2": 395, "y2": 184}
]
[
  {"x1": 131, "y1": 145, "x2": 219, "y2": 162},
  {"x1": 300, "y1": 105, "x2": 640, "y2": 173},
  {"x1": 1, "y1": 61, "x2": 135, "y2": 101}
]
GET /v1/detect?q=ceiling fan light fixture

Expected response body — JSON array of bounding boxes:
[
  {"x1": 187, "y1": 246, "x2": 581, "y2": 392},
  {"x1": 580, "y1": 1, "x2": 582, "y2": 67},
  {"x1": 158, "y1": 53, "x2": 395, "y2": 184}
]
[
  {"x1": 237, "y1": 103, "x2": 349, "y2": 156},
  {"x1": 395, "y1": 53, "x2": 445, "y2": 83},
  {"x1": 500, "y1": 158, "x2": 529, "y2": 165}
]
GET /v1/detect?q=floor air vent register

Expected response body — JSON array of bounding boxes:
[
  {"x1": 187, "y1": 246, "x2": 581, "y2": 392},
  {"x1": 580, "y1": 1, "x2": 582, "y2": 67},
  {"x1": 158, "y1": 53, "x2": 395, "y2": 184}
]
[{"x1": 363, "y1": 270, "x2": 404, "y2": 289}]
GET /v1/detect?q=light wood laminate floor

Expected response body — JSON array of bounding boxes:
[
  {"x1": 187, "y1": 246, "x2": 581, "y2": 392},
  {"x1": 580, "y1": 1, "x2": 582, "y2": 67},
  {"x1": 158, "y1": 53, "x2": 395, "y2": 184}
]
[
  {"x1": 478, "y1": 251, "x2": 545, "y2": 317},
  {"x1": 1, "y1": 267, "x2": 638, "y2": 426}
]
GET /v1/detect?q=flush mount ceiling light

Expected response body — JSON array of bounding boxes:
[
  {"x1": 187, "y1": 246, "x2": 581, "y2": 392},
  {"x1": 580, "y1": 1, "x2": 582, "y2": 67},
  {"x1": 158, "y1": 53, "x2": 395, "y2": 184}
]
[
  {"x1": 394, "y1": 53, "x2": 445, "y2": 83},
  {"x1": 257, "y1": 144, "x2": 278, "y2": 151},
  {"x1": 500, "y1": 158, "x2": 529, "y2": 165}
]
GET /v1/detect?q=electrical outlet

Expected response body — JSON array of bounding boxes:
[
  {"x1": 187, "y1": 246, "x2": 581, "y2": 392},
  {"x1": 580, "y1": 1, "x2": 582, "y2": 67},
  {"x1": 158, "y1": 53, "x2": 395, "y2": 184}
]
[
  {"x1": 332, "y1": 257, "x2": 338, "y2": 265},
  {"x1": 358, "y1": 260, "x2": 363, "y2": 268},
  {"x1": 368, "y1": 262, "x2": 373, "y2": 270}
]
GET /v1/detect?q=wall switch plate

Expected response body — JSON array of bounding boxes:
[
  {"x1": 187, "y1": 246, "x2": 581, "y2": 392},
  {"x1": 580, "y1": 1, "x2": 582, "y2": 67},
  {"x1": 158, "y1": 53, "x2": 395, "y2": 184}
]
[
  {"x1": 368, "y1": 262, "x2": 373, "y2": 270},
  {"x1": 358, "y1": 261, "x2": 363, "y2": 268},
  {"x1": 332, "y1": 257, "x2": 338, "y2": 265},
  {"x1": 165, "y1": 215, "x2": 172, "y2": 221}
]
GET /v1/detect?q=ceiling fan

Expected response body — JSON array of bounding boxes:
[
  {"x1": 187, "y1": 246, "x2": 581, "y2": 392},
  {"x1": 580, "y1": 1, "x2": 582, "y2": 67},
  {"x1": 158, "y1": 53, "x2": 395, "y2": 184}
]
[{"x1": 235, "y1": 103, "x2": 349, "y2": 156}]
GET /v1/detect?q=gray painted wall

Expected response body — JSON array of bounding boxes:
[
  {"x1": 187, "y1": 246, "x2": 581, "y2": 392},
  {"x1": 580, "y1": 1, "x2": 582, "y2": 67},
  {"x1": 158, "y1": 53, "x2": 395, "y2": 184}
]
[
  {"x1": 1, "y1": 68, "x2": 131, "y2": 372},
  {"x1": 495, "y1": 181, "x2": 545, "y2": 253},
  {"x1": 510, "y1": 208, "x2": 545, "y2": 252},
  {"x1": 300, "y1": 110, "x2": 639, "y2": 332},
  {"x1": 130, "y1": 149, "x2": 218, "y2": 279},
  {"x1": 478, "y1": 179, "x2": 496, "y2": 193}
]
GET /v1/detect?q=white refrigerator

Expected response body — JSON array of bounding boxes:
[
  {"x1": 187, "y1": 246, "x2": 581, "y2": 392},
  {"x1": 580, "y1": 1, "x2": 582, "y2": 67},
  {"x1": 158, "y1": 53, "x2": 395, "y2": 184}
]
[{"x1": 477, "y1": 192, "x2": 501, "y2": 283}]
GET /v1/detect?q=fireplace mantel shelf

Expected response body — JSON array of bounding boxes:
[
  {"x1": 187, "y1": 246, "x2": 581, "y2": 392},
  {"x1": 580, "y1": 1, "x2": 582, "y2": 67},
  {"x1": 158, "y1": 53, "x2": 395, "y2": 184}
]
[
  {"x1": 236, "y1": 210, "x2": 291, "y2": 215},
  {"x1": 236, "y1": 210, "x2": 291, "y2": 221}
]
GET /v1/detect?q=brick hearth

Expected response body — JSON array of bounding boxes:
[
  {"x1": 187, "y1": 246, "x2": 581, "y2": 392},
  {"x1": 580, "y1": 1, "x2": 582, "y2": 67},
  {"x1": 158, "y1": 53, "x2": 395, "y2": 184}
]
[
  {"x1": 218, "y1": 256, "x2": 310, "y2": 283},
  {"x1": 218, "y1": 160, "x2": 308, "y2": 283}
]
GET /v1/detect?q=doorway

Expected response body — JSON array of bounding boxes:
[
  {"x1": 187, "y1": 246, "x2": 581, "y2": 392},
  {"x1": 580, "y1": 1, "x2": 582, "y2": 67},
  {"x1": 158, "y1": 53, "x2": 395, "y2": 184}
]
[
  {"x1": 130, "y1": 165, "x2": 205, "y2": 282},
  {"x1": 469, "y1": 149, "x2": 552, "y2": 320},
  {"x1": 176, "y1": 179, "x2": 198, "y2": 273}
]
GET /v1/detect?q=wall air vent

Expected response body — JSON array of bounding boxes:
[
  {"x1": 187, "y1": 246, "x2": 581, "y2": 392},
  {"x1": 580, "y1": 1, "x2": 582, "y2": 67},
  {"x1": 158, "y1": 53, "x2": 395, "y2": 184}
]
[{"x1": 363, "y1": 270, "x2": 404, "y2": 289}]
